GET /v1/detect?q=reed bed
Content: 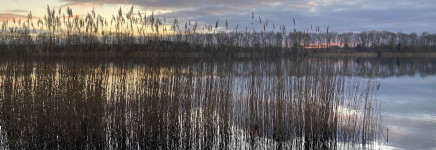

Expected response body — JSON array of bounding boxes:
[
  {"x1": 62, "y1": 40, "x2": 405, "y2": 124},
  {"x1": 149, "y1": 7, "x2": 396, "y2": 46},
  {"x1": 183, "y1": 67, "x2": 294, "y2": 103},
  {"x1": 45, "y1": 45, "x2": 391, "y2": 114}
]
[
  {"x1": 0, "y1": 6, "x2": 435, "y2": 58},
  {"x1": 0, "y1": 5, "x2": 391, "y2": 150},
  {"x1": 0, "y1": 56, "x2": 385, "y2": 149}
]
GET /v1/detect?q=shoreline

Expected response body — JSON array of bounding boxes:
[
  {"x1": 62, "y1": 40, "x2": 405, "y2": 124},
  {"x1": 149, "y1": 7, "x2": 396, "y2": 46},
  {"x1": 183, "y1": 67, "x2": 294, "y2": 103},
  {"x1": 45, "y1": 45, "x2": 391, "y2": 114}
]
[
  {"x1": 309, "y1": 52, "x2": 436, "y2": 58},
  {"x1": 3, "y1": 51, "x2": 436, "y2": 58}
]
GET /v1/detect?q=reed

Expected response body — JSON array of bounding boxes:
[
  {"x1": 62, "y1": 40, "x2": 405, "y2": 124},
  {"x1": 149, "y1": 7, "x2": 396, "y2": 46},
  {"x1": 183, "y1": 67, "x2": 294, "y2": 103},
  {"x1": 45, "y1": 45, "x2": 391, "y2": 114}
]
[
  {"x1": 0, "y1": 56, "x2": 386, "y2": 149},
  {"x1": 0, "y1": 5, "x2": 399, "y2": 150},
  {"x1": 0, "y1": 6, "x2": 434, "y2": 58}
]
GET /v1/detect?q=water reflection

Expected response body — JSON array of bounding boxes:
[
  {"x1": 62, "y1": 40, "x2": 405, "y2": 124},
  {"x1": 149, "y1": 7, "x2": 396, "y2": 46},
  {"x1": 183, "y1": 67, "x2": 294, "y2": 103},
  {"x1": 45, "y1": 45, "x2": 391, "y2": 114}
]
[
  {"x1": 377, "y1": 75, "x2": 436, "y2": 149},
  {"x1": 0, "y1": 57, "x2": 395, "y2": 149}
]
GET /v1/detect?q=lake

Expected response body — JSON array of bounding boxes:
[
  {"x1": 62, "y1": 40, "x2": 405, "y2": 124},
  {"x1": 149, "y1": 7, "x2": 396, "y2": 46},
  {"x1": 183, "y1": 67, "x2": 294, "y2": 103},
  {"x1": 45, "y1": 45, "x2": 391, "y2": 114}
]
[{"x1": 0, "y1": 56, "x2": 434, "y2": 149}]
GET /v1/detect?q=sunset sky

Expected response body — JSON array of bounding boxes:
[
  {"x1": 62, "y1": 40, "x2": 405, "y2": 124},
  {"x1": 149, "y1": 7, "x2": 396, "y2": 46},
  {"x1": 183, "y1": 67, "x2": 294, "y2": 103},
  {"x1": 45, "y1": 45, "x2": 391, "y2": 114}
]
[{"x1": 1, "y1": 0, "x2": 435, "y2": 33}]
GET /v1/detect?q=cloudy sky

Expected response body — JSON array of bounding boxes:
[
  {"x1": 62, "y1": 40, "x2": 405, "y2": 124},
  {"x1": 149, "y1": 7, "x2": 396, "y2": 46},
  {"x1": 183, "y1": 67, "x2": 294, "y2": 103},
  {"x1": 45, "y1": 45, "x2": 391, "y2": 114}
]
[{"x1": 1, "y1": 0, "x2": 435, "y2": 33}]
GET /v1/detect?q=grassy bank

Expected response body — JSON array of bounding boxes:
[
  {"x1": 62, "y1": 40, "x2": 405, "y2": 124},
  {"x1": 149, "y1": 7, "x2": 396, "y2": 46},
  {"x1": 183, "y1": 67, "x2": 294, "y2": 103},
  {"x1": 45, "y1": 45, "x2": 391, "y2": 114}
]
[{"x1": 381, "y1": 52, "x2": 436, "y2": 57}]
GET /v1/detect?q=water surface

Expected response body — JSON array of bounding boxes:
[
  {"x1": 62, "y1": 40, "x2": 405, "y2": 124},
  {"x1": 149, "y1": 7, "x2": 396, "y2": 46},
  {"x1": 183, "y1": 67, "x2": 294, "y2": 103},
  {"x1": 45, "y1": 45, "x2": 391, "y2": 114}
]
[{"x1": 0, "y1": 57, "x2": 434, "y2": 149}]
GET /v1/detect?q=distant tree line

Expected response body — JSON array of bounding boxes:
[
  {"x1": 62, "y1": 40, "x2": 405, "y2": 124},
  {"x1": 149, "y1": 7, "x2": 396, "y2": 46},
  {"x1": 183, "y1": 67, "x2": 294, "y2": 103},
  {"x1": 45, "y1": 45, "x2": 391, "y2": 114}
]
[
  {"x1": 0, "y1": 6, "x2": 435, "y2": 56},
  {"x1": 304, "y1": 31, "x2": 436, "y2": 52}
]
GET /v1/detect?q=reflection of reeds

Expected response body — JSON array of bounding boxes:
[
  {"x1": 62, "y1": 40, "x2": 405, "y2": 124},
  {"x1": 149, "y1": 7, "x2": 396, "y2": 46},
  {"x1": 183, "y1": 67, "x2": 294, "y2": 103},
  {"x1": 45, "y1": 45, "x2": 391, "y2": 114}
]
[{"x1": 0, "y1": 57, "x2": 385, "y2": 149}]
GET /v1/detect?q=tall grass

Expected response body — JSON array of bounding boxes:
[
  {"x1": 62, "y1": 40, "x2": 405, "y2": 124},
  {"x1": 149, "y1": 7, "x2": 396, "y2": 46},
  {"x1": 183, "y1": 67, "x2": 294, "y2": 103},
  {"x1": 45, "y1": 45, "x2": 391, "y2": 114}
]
[
  {"x1": 0, "y1": 57, "x2": 385, "y2": 149},
  {"x1": 0, "y1": 6, "x2": 435, "y2": 58},
  {"x1": 0, "y1": 5, "x2": 391, "y2": 150}
]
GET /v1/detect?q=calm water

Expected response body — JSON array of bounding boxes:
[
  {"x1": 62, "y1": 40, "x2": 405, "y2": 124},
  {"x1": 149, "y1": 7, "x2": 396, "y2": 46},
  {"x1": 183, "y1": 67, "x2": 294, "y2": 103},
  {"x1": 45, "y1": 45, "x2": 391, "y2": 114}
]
[
  {"x1": 334, "y1": 57, "x2": 436, "y2": 149},
  {"x1": 378, "y1": 75, "x2": 436, "y2": 149},
  {"x1": 0, "y1": 57, "x2": 434, "y2": 149}
]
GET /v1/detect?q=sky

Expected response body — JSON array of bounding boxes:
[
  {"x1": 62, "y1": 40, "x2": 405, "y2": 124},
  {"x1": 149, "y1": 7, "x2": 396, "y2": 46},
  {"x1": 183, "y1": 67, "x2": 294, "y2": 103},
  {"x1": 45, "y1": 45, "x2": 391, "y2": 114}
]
[{"x1": 1, "y1": 0, "x2": 435, "y2": 33}]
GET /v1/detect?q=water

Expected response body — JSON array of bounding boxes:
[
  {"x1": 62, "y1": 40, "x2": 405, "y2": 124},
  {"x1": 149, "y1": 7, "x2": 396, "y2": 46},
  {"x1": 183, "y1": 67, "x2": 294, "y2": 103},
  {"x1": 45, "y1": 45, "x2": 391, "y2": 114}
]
[
  {"x1": 378, "y1": 75, "x2": 436, "y2": 149},
  {"x1": 335, "y1": 57, "x2": 436, "y2": 149},
  {"x1": 0, "y1": 56, "x2": 434, "y2": 149}
]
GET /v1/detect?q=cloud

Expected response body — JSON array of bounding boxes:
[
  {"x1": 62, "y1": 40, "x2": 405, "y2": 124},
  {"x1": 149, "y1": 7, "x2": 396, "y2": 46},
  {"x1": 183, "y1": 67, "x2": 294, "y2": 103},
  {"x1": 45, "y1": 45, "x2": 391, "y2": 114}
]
[
  {"x1": 0, "y1": 13, "x2": 27, "y2": 21},
  {"x1": 62, "y1": 0, "x2": 281, "y2": 9},
  {"x1": 57, "y1": 0, "x2": 436, "y2": 33},
  {"x1": 3, "y1": 9, "x2": 30, "y2": 13},
  {"x1": 60, "y1": 2, "x2": 103, "y2": 9}
]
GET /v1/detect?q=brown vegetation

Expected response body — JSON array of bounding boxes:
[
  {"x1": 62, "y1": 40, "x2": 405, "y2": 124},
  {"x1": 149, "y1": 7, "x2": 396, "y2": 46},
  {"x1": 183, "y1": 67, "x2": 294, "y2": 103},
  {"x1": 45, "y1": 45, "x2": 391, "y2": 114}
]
[
  {"x1": 0, "y1": 57, "x2": 386, "y2": 149},
  {"x1": 0, "y1": 6, "x2": 434, "y2": 57}
]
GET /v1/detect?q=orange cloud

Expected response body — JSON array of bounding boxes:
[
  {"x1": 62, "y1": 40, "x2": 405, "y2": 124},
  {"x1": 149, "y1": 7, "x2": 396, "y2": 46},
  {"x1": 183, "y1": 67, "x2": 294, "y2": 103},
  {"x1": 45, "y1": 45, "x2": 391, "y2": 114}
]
[{"x1": 0, "y1": 13, "x2": 27, "y2": 22}]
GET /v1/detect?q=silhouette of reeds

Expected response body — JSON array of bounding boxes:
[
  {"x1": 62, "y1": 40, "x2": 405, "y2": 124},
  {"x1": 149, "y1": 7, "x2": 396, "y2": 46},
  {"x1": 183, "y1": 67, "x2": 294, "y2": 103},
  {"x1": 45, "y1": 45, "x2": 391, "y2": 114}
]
[
  {"x1": 0, "y1": 6, "x2": 435, "y2": 58},
  {"x1": 0, "y1": 57, "x2": 386, "y2": 149}
]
